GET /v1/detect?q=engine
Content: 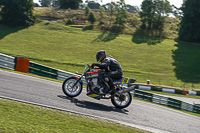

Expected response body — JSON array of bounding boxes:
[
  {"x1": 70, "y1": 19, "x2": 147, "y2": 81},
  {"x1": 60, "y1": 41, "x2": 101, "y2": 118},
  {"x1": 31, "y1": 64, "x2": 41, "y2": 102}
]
[
  {"x1": 89, "y1": 78, "x2": 103, "y2": 94},
  {"x1": 91, "y1": 78, "x2": 100, "y2": 90}
]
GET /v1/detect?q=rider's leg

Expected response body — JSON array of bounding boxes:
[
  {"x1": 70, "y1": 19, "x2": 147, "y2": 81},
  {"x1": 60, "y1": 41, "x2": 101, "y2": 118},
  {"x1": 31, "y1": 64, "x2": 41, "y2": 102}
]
[
  {"x1": 106, "y1": 71, "x2": 123, "y2": 93},
  {"x1": 98, "y1": 71, "x2": 110, "y2": 92},
  {"x1": 104, "y1": 73, "x2": 114, "y2": 92}
]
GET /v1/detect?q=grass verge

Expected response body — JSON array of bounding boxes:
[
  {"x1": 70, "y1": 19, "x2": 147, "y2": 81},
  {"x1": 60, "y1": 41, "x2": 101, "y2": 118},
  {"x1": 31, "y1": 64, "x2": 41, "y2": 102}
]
[{"x1": 0, "y1": 98, "x2": 147, "y2": 133}]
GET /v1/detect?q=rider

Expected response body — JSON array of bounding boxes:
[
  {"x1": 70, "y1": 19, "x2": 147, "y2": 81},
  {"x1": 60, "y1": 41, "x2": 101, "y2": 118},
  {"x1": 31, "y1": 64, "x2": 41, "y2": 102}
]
[{"x1": 92, "y1": 50, "x2": 123, "y2": 93}]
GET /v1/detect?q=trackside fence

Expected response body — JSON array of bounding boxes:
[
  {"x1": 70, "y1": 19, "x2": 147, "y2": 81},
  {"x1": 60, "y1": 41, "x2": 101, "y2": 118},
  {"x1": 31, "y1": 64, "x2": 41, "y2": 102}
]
[
  {"x1": 28, "y1": 61, "x2": 87, "y2": 85},
  {"x1": 0, "y1": 53, "x2": 15, "y2": 70},
  {"x1": 29, "y1": 61, "x2": 58, "y2": 79},
  {"x1": 0, "y1": 53, "x2": 200, "y2": 114},
  {"x1": 133, "y1": 89, "x2": 200, "y2": 114}
]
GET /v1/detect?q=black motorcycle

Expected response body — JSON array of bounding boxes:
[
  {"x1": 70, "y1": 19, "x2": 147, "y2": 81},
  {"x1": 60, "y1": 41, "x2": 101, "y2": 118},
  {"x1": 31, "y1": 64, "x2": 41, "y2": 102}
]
[{"x1": 62, "y1": 64, "x2": 136, "y2": 109}]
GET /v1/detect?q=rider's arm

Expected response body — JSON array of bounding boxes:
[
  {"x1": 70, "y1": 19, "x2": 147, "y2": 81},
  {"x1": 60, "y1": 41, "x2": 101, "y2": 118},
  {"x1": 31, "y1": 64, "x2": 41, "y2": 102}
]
[
  {"x1": 98, "y1": 59, "x2": 111, "y2": 71},
  {"x1": 92, "y1": 58, "x2": 111, "y2": 70},
  {"x1": 91, "y1": 63, "x2": 100, "y2": 68},
  {"x1": 91, "y1": 63, "x2": 107, "y2": 70},
  {"x1": 98, "y1": 63, "x2": 108, "y2": 69}
]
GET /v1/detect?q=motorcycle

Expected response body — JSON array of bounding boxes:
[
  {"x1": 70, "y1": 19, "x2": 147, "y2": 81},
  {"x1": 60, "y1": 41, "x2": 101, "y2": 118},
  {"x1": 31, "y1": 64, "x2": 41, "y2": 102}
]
[{"x1": 62, "y1": 64, "x2": 136, "y2": 109}]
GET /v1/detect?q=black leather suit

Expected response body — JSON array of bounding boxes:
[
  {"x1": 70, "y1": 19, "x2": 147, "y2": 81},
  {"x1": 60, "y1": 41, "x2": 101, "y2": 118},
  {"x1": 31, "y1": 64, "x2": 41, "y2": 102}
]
[{"x1": 93, "y1": 56, "x2": 123, "y2": 91}]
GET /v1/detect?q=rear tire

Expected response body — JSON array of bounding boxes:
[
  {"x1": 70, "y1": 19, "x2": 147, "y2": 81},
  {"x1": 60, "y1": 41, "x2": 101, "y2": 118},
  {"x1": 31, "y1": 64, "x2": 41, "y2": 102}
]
[
  {"x1": 111, "y1": 92, "x2": 132, "y2": 109},
  {"x1": 62, "y1": 77, "x2": 83, "y2": 97}
]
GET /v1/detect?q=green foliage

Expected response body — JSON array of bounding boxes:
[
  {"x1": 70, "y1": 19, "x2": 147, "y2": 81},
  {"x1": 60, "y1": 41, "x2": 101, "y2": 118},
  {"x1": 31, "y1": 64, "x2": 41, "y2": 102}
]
[
  {"x1": 33, "y1": 7, "x2": 179, "y2": 39},
  {"x1": 99, "y1": 20, "x2": 105, "y2": 25},
  {"x1": 131, "y1": 15, "x2": 141, "y2": 28},
  {"x1": 140, "y1": 0, "x2": 154, "y2": 29},
  {"x1": 107, "y1": 2, "x2": 116, "y2": 25},
  {"x1": 179, "y1": 0, "x2": 200, "y2": 43},
  {"x1": 51, "y1": 0, "x2": 60, "y2": 7},
  {"x1": 0, "y1": 0, "x2": 35, "y2": 27},
  {"x1": 99, "y1": 6, "x2": 105, "y2": 20},
  {"x1": 85, "y1": 5, "x2": 90, "y2": 16},
  {"x1": 115, "y1": 0, "x2": 128, "y2": 25},
  {"x1": 140, "y1": 0, "x2": 172, "y2": 30},
  {"x1": 59, "y1": 0, "x2": 82, "y2": 9},
  {"x1": 172, "y1": 5, "x2": 183, "y2": 19},
  {"x1": 0, "y1": 0, "x2": 6, "y2": 5},
  {"x1": 88, "y1": 12, "x2": 96, "y2": 24},
  {"x1": 66, "y1": 18, "x2": 73, "y2": 25},
  {"x1": 39, "y1": 0, "x2": 52, "y2": 7}
]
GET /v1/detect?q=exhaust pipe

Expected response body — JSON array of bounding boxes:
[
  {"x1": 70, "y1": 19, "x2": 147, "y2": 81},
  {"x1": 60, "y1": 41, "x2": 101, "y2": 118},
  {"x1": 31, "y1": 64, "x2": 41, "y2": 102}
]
[{"x1": 115, "y1": 85, "x2": 135, "y2": 95}]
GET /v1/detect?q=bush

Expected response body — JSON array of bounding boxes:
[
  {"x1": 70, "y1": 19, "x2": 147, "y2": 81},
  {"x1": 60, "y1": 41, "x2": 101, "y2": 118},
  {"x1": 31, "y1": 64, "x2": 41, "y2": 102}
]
[
  {"x1": 131, "y1": 15, "x2": 141, "y2": 28},
  {"x1": 66, "y1": 19, "x2": 73, "y2": 25},
  {"x1": 99, "y1": 20, "x2": 105, "y2": 25},
  {"x1": 88, "y1": 12, "x2": 96, "y2": 24},
  {"x1": 110, "y1": 24, "x2": 124, "y2": 33}
]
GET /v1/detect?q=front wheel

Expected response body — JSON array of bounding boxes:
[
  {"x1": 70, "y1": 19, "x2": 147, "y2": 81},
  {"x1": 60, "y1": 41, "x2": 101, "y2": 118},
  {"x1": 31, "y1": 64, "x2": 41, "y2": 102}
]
[
  {"x1": 62, "y1": 77, "x2": 83, "y2": 97},
  {"x1": 111, "y1": 92, "x2": 132, "y2": 109}
]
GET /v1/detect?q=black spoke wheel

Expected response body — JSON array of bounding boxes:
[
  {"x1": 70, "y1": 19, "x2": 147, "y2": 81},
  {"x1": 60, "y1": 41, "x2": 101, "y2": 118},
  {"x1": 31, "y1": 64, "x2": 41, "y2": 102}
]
[
  {"x1": 111, "y1": 92, "x2": 132, "y2": 109},
  {"x1": 62, "y1": 77, "x2": 83, "y2": 97}
]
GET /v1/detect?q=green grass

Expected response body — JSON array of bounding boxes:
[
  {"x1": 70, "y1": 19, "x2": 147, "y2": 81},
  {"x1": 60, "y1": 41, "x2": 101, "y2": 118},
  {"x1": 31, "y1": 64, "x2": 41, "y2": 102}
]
[
  {"x1": 0, "y1": 99, "x2": 147, "y2": 133},
  {"x1": 0, "y1": 22, "x2": 200, "y2": 90}
]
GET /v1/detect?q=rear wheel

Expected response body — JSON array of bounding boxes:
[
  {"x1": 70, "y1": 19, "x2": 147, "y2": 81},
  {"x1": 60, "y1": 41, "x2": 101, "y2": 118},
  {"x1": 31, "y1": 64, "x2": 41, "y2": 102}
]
[
  {"x1": 111, "y1": 92, "x2": 132, "y2": 109},
  {"x1": 62, "y1": 77, "x2": 83, "y2": 97}
]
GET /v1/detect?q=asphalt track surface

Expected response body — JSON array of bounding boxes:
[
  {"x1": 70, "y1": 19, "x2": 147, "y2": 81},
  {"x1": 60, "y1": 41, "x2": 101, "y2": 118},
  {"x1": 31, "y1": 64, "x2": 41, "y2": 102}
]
[{"x1": 0, "y1": 70, "x2": 200, "y2": 133}]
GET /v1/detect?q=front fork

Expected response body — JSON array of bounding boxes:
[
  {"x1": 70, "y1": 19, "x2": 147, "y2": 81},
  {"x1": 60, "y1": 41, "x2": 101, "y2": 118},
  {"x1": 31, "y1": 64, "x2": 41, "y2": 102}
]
[{"x1": 72, "y1": 73, "x2": 85, "y2": 88}]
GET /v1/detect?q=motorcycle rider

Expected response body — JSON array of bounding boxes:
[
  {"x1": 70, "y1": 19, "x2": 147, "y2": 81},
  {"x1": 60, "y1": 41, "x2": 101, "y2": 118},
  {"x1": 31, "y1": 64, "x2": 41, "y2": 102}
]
[{"x1": 91, "y1": 50, "x2": 123, "y2": 93}]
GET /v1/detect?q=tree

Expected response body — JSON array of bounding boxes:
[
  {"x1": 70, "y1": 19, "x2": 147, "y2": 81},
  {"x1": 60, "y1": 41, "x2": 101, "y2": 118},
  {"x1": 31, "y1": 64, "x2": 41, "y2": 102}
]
[
  {"x1": 152, "y1": 0, "x2": 172, "y2": 29},
  {"x1": 39, "y1": 0, "x2": 52, "y2": 7},
  {"x1": 99, "y1": 6, "x2": 104, "y2": 20},
  {"x1": 0, "y1": 0, "x2": 35, "y2": 27},
  {"x1": 106, "y1": 2, "x2": 116, "y2": 25},
  {"x1": 88, "y1": 12, "x2": 96, "y2": 24},
  {"x1": 0, "y1": 0, "x2": 6, "y2": 5},
  {"x1": 140, "y1": 0, "x2": 154, "y2": 29},
  {"x1": 115, "y1": 0, "x2": 128, "y2": 25},
  {"x1": 85, "y1": 5, "x2": 90, "y2": 16},
  {"x1": 59, "y1": 0, "x2": 82, "y2": 9},
  {"x1": 179, "y1": 0, "x2": 200, "y2": 43},
  {"x1": 140, "y1": 0, "x2": 172, "y2": 30},
  {"x1": 172, "y1": 4, "x2": 183, "y2": 19},
  {"x1": 52, "y1": 0, "x2": 59, "y2": 7}
]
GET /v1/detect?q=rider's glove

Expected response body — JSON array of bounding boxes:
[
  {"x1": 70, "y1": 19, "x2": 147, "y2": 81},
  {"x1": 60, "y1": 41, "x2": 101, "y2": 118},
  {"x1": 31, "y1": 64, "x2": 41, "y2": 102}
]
[
  {"x1": 91, "y1": 63, "x2": 95, "y2": 68},
  {"x1": 91, "y1": 63, "x2": 100, "y2": 68}
]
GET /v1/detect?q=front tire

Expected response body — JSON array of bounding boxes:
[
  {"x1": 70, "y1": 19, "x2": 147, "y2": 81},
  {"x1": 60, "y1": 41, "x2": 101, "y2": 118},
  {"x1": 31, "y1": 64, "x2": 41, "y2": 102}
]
[
  {"x1": 62, "y1": 77, "x2": 83, "y2": 97},
  {"x1": 111, "y1": 92, "x2": 132, "y2": 109}
]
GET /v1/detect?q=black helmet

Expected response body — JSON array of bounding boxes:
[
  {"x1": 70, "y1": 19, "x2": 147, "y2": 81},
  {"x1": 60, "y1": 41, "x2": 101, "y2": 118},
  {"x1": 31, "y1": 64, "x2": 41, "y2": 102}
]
[{"x1": 96, "y1": 50, "x2": 106, "y2": 62}]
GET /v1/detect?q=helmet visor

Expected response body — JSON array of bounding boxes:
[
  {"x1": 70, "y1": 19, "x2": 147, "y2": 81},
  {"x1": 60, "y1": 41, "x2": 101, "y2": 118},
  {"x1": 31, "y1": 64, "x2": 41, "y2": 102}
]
[{"x1": 96, "y1": 54, "x2": 102, "y2": 62}]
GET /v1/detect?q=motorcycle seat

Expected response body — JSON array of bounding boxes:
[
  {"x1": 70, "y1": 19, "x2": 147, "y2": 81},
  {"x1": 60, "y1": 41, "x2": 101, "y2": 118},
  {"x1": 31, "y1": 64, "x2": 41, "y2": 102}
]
[{"x1": 113, "y1": 77, "x2": 136, "y2": 85}]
